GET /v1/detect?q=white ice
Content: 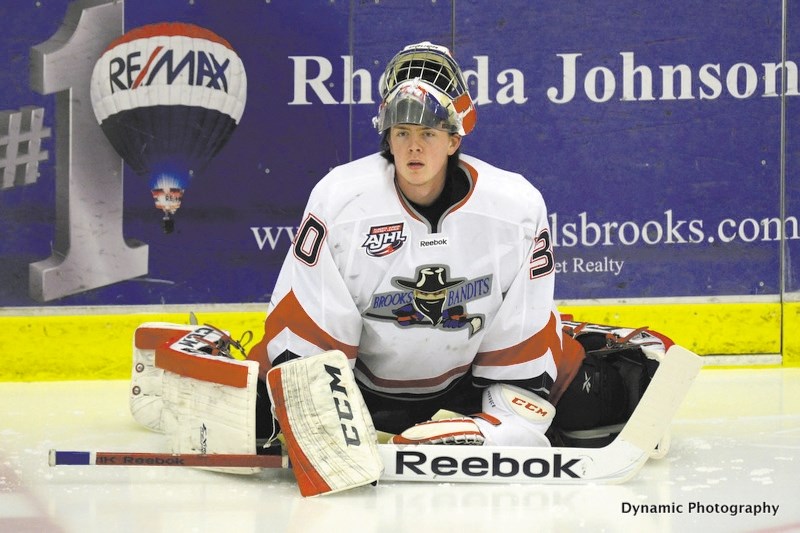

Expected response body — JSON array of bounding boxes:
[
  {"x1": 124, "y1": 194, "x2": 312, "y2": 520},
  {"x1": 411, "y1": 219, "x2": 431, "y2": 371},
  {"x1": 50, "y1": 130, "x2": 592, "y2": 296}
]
[{"x1": 1, "y1": 366, "x2": 799, "y2": 533}]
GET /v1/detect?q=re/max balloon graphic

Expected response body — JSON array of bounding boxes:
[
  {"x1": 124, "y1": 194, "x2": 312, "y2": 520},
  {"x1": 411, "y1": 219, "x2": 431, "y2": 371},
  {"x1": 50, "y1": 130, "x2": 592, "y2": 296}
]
[{"x1": 90, "y1": 22, "x2": 247, "y2": 233}]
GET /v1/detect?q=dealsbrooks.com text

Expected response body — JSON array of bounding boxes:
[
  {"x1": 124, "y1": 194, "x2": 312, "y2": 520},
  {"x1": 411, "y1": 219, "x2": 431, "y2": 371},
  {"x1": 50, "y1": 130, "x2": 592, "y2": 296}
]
[
  {"x1": 250, "y1": 211, "x2": 799, "y2": 252},
  {"x1": 549, "y1": 210, "x2": 799, "y2": 248}
]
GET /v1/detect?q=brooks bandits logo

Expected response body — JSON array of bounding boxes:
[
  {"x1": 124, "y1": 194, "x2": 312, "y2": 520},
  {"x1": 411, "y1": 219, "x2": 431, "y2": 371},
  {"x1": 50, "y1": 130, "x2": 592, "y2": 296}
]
[
  {"x1": 364, "y1": 265, "x2": 490, "y2": 337},
  {"x1": 362, "y1": 223, "x2": 407, "y2": 257}
]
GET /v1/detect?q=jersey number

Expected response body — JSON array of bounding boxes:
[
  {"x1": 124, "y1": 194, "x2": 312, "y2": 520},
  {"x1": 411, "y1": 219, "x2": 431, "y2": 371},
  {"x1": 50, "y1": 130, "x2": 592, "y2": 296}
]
[
  {"x1": 529, "y1": 229, "x2": 555, "y2": 280},
  {"x1": 293, "y1": 214, "x2": 327, "y2": 266}
]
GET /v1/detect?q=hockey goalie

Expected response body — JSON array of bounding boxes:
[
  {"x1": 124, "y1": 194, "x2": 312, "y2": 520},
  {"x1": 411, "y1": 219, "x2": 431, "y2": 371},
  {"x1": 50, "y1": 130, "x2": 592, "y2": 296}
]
[
  {"x1": 126, "y1": 41, "x2": 694, "y2": 496},
  {"x1": 243, "y1": 42, "x2": 677, "y2": 465}
]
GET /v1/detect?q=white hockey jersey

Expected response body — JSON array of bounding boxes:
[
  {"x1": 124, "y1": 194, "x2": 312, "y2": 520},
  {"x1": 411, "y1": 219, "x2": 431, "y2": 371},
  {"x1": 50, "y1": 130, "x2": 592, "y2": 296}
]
[{"x1": 249, "y1": 153, "x2": 575, "y2": 400}]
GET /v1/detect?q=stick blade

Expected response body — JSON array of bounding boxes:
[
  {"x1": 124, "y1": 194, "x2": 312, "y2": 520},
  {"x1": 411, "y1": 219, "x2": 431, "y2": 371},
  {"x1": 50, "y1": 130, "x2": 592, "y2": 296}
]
[{"x1": 618, "y1": 344, "x2": 703, "y2": 453}]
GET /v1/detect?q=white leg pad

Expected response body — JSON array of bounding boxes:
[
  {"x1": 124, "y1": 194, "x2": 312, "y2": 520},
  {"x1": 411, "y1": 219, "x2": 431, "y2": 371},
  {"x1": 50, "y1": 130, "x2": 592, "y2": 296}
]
[
  {"x1": 267, "y1": 351, "x2": 383, "y2": 496},
  {"x1": 130, "y1": 323, "x2": 196, "y2": 433}
]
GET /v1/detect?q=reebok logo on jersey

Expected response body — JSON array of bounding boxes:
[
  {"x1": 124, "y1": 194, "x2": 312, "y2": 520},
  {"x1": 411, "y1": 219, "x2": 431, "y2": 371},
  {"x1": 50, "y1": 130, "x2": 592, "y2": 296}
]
[
  {"x1": 362, "y1": 223, "x2": 407, "y2": 257},
  {"x1": 419, "y1": 236, "x2": 448, "y2": 248}
]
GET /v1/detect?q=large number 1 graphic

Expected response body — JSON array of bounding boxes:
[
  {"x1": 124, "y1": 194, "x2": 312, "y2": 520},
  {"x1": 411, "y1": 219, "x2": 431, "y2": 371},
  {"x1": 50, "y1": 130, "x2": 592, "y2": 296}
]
[{"x1": 28, "y1": 0, "x2": 148, "y2": 302}]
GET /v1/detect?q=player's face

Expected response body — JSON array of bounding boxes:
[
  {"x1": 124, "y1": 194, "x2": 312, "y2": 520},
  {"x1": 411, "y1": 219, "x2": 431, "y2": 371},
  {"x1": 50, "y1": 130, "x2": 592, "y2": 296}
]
[{"x1": 388, "y1": 124, "x2": 461, "y2": 206}]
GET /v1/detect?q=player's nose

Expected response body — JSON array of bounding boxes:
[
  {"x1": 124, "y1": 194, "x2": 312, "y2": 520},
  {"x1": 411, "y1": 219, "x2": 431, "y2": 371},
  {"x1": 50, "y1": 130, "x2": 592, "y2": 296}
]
[{"x1": 408, "y1": 138, "x2": 423, "y2": 151}]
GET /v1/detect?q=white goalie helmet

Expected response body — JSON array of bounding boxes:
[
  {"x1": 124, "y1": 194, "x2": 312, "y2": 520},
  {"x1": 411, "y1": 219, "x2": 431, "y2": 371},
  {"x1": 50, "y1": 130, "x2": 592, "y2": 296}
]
[{"x1": 373, "y1": 41, "x2": 476, "y2": 135}]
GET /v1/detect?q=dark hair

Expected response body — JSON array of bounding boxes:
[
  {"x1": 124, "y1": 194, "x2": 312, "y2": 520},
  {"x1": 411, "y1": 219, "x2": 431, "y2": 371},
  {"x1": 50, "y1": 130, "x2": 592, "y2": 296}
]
[{"x1": 379, "y1": 130, "x2": 462, "y2": 176}]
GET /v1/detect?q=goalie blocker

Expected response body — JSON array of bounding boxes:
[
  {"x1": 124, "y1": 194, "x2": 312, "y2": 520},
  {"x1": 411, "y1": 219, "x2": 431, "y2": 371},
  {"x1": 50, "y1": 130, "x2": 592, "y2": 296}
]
[
  {"x1": 549, "y1": 321, "x2": 671, "y2": 448},
  {"x1": 131, "y1": 322, "x2": 261, "y2": 474}
]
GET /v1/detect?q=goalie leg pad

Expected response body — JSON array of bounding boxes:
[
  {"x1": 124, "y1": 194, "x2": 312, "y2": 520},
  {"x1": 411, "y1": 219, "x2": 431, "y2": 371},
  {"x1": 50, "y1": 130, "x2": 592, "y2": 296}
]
[{"x1": 267, "y1": 351, "x2": 383, "y2": 497}]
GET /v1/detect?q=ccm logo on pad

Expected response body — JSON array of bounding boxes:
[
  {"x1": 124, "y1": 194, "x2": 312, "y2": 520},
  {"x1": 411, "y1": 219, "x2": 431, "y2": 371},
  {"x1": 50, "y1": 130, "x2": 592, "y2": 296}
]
[
  {"x1": 512, "y1": 397, "x2": 549, "y2": 417},
  {"x1": 325, "y1": 364, "x2": 361, "y2": 446}
]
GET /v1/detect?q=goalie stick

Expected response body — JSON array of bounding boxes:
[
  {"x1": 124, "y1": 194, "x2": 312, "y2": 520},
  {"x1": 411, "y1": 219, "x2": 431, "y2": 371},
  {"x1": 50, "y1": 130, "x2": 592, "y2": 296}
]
[
  {"x1": 49, "y1": 345, "x2": 702, "y2": 485},
  {"x1": 49, "y1": 450, "x2": 286, "y2": 468}
]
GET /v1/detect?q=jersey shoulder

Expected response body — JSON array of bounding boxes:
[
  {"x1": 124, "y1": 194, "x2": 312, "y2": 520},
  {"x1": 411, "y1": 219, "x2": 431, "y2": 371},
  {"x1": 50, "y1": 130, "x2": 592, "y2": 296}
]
[
  {"x1": 460, "y1": 154, "x2": 548, "y2": 219},
  {"x1": 307, "y1": 153, "x2": 394, "y2": 219},
  {"x1": 313, "y1": 153, "x2": 390, "y2": 194}
]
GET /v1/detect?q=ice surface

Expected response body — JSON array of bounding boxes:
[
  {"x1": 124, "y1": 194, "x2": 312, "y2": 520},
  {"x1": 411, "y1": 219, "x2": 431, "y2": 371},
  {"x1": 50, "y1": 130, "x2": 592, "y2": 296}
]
[{"x1": 1, "y1": 368, "x2": 799, "y2": 533}]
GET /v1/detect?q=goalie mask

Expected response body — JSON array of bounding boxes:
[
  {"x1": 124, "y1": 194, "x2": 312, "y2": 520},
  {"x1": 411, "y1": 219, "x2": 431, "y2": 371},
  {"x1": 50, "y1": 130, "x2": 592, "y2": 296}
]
[{"x1": 373, "y1": 42, "x2": 476, "y2": 135}]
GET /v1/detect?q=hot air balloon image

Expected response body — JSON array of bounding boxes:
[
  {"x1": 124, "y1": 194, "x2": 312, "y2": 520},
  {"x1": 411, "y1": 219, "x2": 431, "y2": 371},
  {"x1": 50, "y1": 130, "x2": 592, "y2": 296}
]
[{"x1": 90, "y1": 22, "x2": 247, "y2": 233}]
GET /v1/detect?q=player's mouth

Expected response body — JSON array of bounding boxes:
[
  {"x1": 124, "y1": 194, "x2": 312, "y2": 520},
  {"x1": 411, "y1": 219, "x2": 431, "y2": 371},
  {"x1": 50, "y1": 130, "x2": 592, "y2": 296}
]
[{"x1": 407, "y1": 160, "x2": 424, "y2": 170}]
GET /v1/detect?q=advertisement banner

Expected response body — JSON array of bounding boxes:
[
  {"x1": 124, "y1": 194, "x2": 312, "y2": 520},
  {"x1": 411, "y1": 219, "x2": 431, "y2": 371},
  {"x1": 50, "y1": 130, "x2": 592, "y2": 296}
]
[{"x1": 0, "y1": 0, "x2": 794, "y2": 308}]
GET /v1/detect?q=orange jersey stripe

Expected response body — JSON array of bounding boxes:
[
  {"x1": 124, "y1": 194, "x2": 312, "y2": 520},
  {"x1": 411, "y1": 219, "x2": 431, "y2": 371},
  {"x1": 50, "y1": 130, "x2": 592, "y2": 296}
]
[
  {"x1": 450, "y1": 160, "x2": 479, "y2": 213},
  {"x1": 548, "y1": 333, "x2": 585, "y2": 405},
  {"x1": 248, "y1": 290, "x2": 358, "y2": 379},
  {"x1": 474, "y1": 312, "x2": 562, "y2": 368}
]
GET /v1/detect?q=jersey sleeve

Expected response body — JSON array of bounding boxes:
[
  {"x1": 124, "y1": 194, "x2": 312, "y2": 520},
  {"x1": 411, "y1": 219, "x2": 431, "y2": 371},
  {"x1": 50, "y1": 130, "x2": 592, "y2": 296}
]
[
  {"x1": 247, "y1": 186, "x2": 363, "y2": 381},
  {"x1": 471, "y1": 188, "x2": 564, "y2": 398}
]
